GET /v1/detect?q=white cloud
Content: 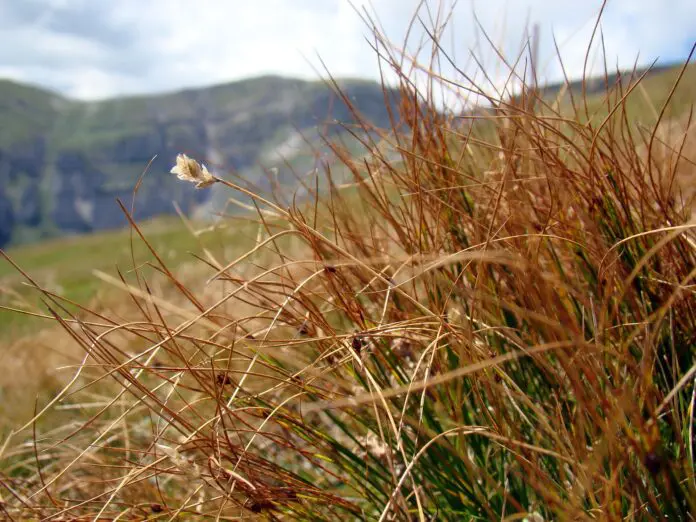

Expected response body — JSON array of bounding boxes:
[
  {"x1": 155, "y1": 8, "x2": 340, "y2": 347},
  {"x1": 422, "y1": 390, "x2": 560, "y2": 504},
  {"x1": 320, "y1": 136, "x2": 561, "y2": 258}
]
[{"x1": 0, "y1": 0, "x2": 693, "y2": 101}]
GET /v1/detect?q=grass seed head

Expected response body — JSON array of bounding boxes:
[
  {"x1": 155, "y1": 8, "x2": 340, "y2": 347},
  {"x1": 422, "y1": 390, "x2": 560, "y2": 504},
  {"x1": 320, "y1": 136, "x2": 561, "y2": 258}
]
[{"x1": 170, "y1": 153, "x2": 217, "y2": 188}]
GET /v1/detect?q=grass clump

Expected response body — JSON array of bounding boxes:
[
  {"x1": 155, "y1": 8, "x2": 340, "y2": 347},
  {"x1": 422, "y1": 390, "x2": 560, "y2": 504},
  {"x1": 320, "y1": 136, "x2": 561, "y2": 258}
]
[{"x1": 1, "y1": 5, "x2": 696, "y2": 521}]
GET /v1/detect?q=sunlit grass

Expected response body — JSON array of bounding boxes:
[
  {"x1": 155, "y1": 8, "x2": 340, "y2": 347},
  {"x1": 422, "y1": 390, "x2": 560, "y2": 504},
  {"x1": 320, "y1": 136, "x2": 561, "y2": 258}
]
[{"x1": 1, "y1": 4, "x2": 695, "y2": 520}]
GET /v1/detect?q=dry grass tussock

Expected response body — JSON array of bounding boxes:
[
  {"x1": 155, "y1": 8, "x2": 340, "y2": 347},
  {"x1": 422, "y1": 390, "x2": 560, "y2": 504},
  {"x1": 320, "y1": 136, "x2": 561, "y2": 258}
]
[{"x1": 2, "y1": 5, "x2": 696, "y2": 521}]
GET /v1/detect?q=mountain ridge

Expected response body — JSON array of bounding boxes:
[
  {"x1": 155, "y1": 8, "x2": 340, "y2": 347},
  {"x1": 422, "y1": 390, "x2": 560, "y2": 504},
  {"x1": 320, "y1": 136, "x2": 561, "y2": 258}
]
[
  {"x1": 0, "y1": 74, "x2": 399, "y2": 246},
  {"x1": 1, "y1": 60, "x2": 691, "y2": 247}
]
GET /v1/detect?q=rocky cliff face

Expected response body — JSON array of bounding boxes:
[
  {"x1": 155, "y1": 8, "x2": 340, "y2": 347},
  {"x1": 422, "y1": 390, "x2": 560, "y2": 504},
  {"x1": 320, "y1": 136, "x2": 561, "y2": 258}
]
[{"x1": 0, "y1": 76, "x2": 398, "y2": 246}]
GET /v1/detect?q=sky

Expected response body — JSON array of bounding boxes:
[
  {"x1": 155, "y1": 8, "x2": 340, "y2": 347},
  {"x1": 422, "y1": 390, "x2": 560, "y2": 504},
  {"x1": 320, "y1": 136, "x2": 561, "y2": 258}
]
[{"x1": 0, "y1": 0, "x2": 694, "y2": 101}]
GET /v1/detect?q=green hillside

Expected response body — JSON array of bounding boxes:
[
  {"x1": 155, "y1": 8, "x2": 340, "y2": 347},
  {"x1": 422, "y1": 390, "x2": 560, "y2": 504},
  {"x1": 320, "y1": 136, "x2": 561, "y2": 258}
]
[
  {"x1": 549, "y1": 62, "x2": 696, "y2": 123},
  {"x1": 0, "y1": 79, "x2": 64, "y2": 146},
  {"x1": 0, "y1": 75, "x2": 397, "y2": 247}
]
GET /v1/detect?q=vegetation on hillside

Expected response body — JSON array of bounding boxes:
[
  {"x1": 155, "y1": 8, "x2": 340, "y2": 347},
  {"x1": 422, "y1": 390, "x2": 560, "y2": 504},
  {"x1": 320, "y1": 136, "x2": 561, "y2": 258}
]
[
  {"x1": 0, "y1": 74, "x2": 395, "y2": 248},
  {"x1": 1, "y1": 4, "x2": 695, "y2": 520}
]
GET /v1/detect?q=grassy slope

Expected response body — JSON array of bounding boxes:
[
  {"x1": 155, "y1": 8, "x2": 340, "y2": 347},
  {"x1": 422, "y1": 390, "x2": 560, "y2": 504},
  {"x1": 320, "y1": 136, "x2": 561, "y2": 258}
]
[
  {"x1": 0, "y1": 216, "x2": 254, "y2": 338},
  {"x1": 576, "y1": 62, "x2": 695, "y2": 124},
  {"x1": 0, "y1": 75, "x2": 363, "y2": 150},
  {"x1": 0, "y1": 79, "x2": 64, "y2": 148}
]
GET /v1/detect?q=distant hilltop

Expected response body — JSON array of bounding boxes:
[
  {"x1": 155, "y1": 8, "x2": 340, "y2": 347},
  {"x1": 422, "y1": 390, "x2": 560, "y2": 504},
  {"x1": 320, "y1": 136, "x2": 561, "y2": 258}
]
[{"x1": 0, "y1": 75, "x2": 398, "y2": 247}]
